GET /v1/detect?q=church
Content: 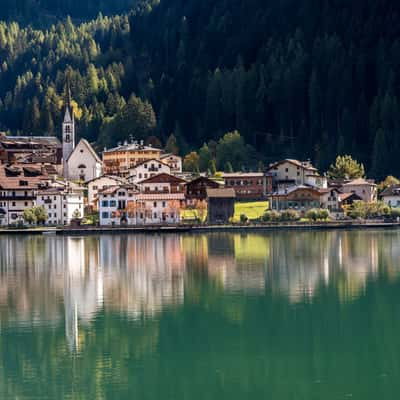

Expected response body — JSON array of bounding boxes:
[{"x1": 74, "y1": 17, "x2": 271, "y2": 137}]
[{"x1": 62, "y1": 85, "x2": 102, "y2": 182}]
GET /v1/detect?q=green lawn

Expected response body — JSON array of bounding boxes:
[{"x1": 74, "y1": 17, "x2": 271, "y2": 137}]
[
  {"x1": 181, "y1": 201, "x2": 269, "y2": 223},
  {"x1": 233, "y1": 201, "x2": 269, "y2": 222}
]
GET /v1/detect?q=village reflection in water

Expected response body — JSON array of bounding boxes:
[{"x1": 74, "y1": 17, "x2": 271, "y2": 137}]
[{"x1": 0, "y1": 231, "x2": 400, "y2": 352}]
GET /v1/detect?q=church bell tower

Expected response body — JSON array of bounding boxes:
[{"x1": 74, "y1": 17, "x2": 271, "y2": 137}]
[{"x1": 62, "y1": 81, "x2": 75, "y2": 178}]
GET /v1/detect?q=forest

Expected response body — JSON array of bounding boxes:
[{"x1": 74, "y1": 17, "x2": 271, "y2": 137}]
[{"x1": 0, "y1": 0, "x2": 400, "y2": 179}]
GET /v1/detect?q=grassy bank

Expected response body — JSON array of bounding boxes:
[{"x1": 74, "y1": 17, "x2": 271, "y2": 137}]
[{"x1": 181, "y1": 201, "x2": 269, "y2": 223}]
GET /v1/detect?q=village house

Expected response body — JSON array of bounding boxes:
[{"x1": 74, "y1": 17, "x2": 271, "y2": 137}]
[
  {"x1": 0, "y1": 164, "x2": 52, "y2": 226},
  {"x1": 185, "y1": 176, "x2": 221, "y2": 205},
  {"x1": 380, "y1": 185, "x2": 400, "y2": 208},
  {"x1": 0, "y1": 133, "x2": 62, "y2": 169},
  {"x1": 98, "y1": 184, "x2": 183, "y2": 226},
  {"x1": 222, "y1": 172, "x2": 272, "y2": 200},
  {"x1": 127, "y1": 159, "x2": 171, "y2": 184},
  {"x1": 267, "y1": 159, "x2": 327, "y2": 190},
  {"x1": 136, "y1": 173, "x2": 186, "y2": 194},
  {"x1": 320, "y1": 188, "x2": 362, "y2": 214},
  {"x1": 268, "y1": 186, "x2": 323, "y2": 212},
  {"x1": 87, "y1": 175, "x2": 127, "y2": 211},
  {"x1": 160, "y1": 153, "x2": 182, "y2": 174},
  {"x1": 206, "y1": 188, "x2": 236, "y2": 224},
  {"x1": 340, "y1": 178, "x2": 377, "y2": 202},
  {"x1": 102, "y1": 141, "x2": 164, "y2": 176},
  {"x1": 65, "y1": 139, "x2": 102, "y2": 182},
  {"x1": 36, "y1": 184, "x2": 85, "y2": 226}
]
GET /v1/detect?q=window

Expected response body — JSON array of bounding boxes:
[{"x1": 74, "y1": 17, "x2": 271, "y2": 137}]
[
  {"x1": 153, "y1": 213, "x2": 157, "y2": 219},
  {"x1": 54, "y1": 196, "x2": 56, "y2": 200},
  {"x1": 78, "y1": 164, "x2": 86, "y2": 169},
  {"x1": 93, "y1": 186, "x2": 98, "y2": 190},
  {"x1": 102, "y1": 212, "x2": 109, "y2": 219},
  {"x1": 102, "y1": 200, "x2": 109, "y2": 207},
  {"x1": 24, "y1": 202, "x2": 28, "y2": 206},
  {"x1": 12, "y1": 202, "x2": 16, "y2": 206},
  {"x1": 162, "y1": 201, "x2": 166, "y2": 208},
  {"x1": 285, "y1": 168, "x2": 289, "y2": 172},
  {"x1": 153, "y1": 202, "x2": 157, "y2": 207},
  {"x1": 110, "y1": 200, "x2": 117, "y2": 207}
]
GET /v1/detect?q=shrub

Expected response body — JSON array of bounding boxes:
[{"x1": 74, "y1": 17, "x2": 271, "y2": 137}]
[
  {"x1": 305, "y1": 208, "x2": 319, "y2": 221},
  {"x1": 262, "y1": 210, "x2": 281, "y2": 222},
  {"x1": 240, "y1": 214, "x2": 248, "y2": 223},
  {"x1": 318, "y1": 209, "x2": 330, "y2": 220},
  {"x1": 280, "y1": 209, "x2": 300, "y2": 222},
  {"x1": 390, "y1": 208, "x2": 400, "y2": 219}
]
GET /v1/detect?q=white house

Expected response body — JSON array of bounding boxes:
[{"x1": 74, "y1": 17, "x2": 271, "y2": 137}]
[
  {"x1": 381, "y1": 185, "x2": 400, "y2": 208},
  {"x1": 137, "y1": 173, "x2": 186, "y2": 194},
  {"x1": 98, "y1": 184, "x2": 183, "y2": 226},
  {"x1": 341, "y1": 178, "x2": 377, "y2": 202},
  {"x1": 267, "y1": 159, "x2": 323, "y2": 189},
  {"x1": 160, "y1": 153, "x2": 182, "y2": 174},
  {"x1": 0, "y1": 164, "x2": 51, "y2": 226},
  {"x1": 36, "y1": 184, "x2": 85, "y2": 225},
  {"x1": 87, "y1": 175, "x2": 127, "y2": 210},
  {"x1": 127, "y1": 159, "x2": 171, "y2": 184},
  {"x1": 66, "y1": 139, "x2": 102, "y2": 182}
]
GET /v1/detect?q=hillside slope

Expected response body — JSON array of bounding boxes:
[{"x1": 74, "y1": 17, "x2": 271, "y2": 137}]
[{"x1": 0, "y1": 0, "x2": 400, "y2": 178}]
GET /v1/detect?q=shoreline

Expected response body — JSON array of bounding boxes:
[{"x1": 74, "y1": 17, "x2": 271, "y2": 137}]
[{"x1": 1, "y1": 221, "x2": 400, "y2": 235}]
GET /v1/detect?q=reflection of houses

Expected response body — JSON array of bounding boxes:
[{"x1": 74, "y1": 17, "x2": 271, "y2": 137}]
[
  {"x1": 266, "y1": 231, "x2": 379, "y2": 302},
  {"x1": 0, "y1": 234, "x2": 186, "y2": 352}
]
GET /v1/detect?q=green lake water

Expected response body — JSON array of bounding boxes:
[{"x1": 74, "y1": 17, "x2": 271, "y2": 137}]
[{"x1": 0, "y1": 230, "x2": 400, "y2": 399}]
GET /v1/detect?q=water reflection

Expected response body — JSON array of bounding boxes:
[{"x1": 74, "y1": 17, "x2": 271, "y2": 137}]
[
  {"x1": 1, "y1": 230, "x2": 400, "y2": 399},
  {"x1": 0, "y1": 230, "x2": 400, "y2": 349}
]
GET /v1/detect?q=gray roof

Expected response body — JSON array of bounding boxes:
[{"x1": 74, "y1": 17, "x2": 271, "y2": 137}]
[
  {"x1": 206, "y1": 188, "x2": 236, "y2": 198},
  {"x1": 381, "y1": 185, "x2": 400, "y2": 197}
]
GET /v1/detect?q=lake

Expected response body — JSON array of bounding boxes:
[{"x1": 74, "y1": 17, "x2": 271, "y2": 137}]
[{"x1": 0, "y1": 230, "x2": 400, "y2": 399}]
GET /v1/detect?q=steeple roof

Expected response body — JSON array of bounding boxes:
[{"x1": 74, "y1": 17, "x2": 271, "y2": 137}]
[{"x1": 63, "y1": 79, "x2": 74, "y2": 123}]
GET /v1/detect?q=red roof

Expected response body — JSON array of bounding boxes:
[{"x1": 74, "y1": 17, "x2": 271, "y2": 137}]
[{"x1": 137, "y1": 173, "x2": 186, "y2": 184}]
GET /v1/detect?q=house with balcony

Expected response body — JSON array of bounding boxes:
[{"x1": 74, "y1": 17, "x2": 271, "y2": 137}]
[
  {"x1": 136, "y1": 173, "x2": 186, "y2": 194},
  {"x1": 98, "y1": 182, "x2": 183, "y2": 226},
  {"x1": 185, "y1": 176, "x2": 221, "y2": 205},
  {"x1": 127, "y1": 159, "x2": 171, "y2": 184},
  {"x1": 0, "y1": 164, "x2": 51, "y2": 226},
  {"x1": 160, "y1": 153, "x2": 182, "y2": 174},
  {"x1": 267, "y1": 159, "x2": 327, "y2": 190},
  {"x1": 36, "y1": 183, "x2": 85, "y2": 226},
  {"x1": 222, "y1": 172, "x2": 272, "y2": 200},
  {"x1": 268, "y1": 186, "x2": 324, "y2": 212}
]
